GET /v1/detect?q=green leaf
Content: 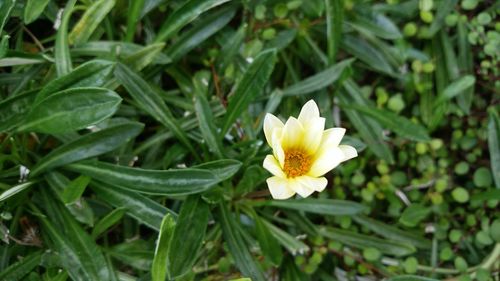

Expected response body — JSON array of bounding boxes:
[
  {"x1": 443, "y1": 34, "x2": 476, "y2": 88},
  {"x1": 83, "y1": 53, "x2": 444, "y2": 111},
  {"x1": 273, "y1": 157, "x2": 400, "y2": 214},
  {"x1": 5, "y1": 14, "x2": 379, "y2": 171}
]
[
  {"x1": 216, "y1": 24, "x2": 246, "y2": 71},
  {"x1": 122, "y1": 42, "x2": 167, "y2": 71},
  {"x1": 221, "y1": 49, "x2": 277, "y2": 135},
  {"x1": 349, "y1": 13, "x2": 402, "y2": 40},
  {"x1": 55, "y1": 0, "x2": 76, "y2": 76},
  {"x1": 325, "y1": 0, "x2": 343, "y2": 63},
  {"x1": 399, "y1": 204, "x2": 431, "y2": 227},
  {"x1": 218, "y1": 204, "x2": 265, "y2": 281},
  {"x1": 30, "y1": 122, "x2": 143, "y2": 176},
  {"x1": 264, "y1": 198, "x2": 367, "y2": 216},
  {"x1": 35, "y1": 59, "x2": 115, "y2": 103},
  {"x1": 353, "y1": 215, "x2": 431, "y2": 249},
  {"x1": 0, "y1": 35, "x2": 9, "y2": 59},
  {"x1": 69, "y1": 0, "x2": 116, "y2": 45},
  {"x1": 90, "y1": 181, "x2": 175, "y2": 231},
  {"x1": 168, "y1": 196, "x2": 210, "y2": 278},
  {"x1": 192, "y1": 71, "x2": 224, "y2": 158},
  {"x1": 61, "y1": 175, "x2": 91, "y2": 204},
  {"x1": 35, "y1": 190, "x2": 117, "y2": 281},
  {"x1": 66, "y1": 160, "x2": 223, "y2": 196},
  {"x1": 192, "y1": 159, "x2": 242, "y2": 181},
  {"x1": 388, "y1": 276, "x2": 440, "y2": 281},
  {"x1": 152, "y1": 213, "x2": 176, "y2": 281},
  {"x1": 166, "y1": 5, "x2": 236, "y2": 61},
  {"x1": 264, "y1": 220, "x2": 310, "y2": 256},
  {"x1": 344, "y1": 104, "x2": 431, "y2": 142},
  {"x1": 0, "y1": 250, "x2": 43, "y2": 281},
  {"x1": 0, "y1": 181, "x2": 35, "y2": 202},
  {"x1": 339, "y1": 79, "x2": 394, "y2": 163},
  {"x1": 426, "y1": 0, "x2": 457, "y2": 37},
  {"x1": 0, "y1": 91, "x2": 36, "y2": 132},
  {"x1": 251, "y1": 212, "x2": 283, "y2": 266},
  {"x1": 282, "y1": 59, "x2": 354, "y2": 96},
  {"x1": 114, "y1": 63, "x2": 196, "y2": 155},
  {"x1": 125, "y1": 0, "x2": 145, "y2": 42},
  {"x1": 0, "y1": 0, "x2": 16, "y2": 34},
  {"x1": 19, "y1": 87, "x2": 122, "y2": 134},
  {"x1": 341, "y1": 35, "x2": 395, "y2": 76},
  {"x1": 320, "y1": 227, "x2": 416, "y2": 256},
  {"x1": 155, "y1": 0, "x2": 231, "y2": 42},
  {"x1": 91, "y1": 207, "x2": 126, "y2": 238},
  {"x1": 488, "y1": 108, "x2": 500, "y2": 189},
  {"x1": 456, "y1": 21, "x2": 474, "y2": 113},
  {"x1": 435, "y1": 75, "x2": 476, "y2": 105},
  {"x1": 23, "y1": 0, "x2": 50, "y2": 24}
]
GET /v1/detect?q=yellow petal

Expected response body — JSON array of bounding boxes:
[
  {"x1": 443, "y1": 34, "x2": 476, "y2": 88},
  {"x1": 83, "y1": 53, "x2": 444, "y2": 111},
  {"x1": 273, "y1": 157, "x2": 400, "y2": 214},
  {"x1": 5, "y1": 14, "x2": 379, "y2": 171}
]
[
  {"x1": 300, "y1": 117, "x2": 325, "y2": 154},
  {"x1": 281, "y1": 117, "x2": 304, "y2": 149},
  {"x1": 263, "y1": 113, "x2": 284, "y2": 146},
  {"x1": 289, "y1": 178, "x2": 315, "y2": 198},
  {"x1": 267, "y1": 176, "x2": 296, "y2": 199},
  {"x1": 298, "y1": 100, "x2": 320, "y2": 125},
  {"x1": 320, "y1": 128, "x2": 346, "y2": 148},
  {"x1": 263, "y1": 155, "x2": 286, "y2": 178},
  {"x1": 339, "y1": 145, "x2": 358, "y2": 162},
  {"x1": 307, "y1": 146, "x2": 344, "y2": 177},
  {"x1": 297, "y1": 175, "x2": 328, "y2": 192}
]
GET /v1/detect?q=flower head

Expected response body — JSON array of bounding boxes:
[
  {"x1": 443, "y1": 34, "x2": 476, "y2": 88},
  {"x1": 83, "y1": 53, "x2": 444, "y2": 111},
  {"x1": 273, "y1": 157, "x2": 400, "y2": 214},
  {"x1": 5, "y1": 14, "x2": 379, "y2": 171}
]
[{"x1": 262, "y1": 100, "x2": 357, "y2": 199}]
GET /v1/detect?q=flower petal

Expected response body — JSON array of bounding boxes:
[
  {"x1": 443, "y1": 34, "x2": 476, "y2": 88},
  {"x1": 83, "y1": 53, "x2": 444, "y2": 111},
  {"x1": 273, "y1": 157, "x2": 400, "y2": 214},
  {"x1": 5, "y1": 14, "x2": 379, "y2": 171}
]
[
  {"x1": 263, "y1": 113, "x2": 284, "y2": 146},
  {"x1": 320, "y1": 128, "x2": 346, "y2": 148},
  {"x1": 300, "y1": 117, "x2": 325, "y2": 154},
  {"x1": 307, "y1": 146, "x2": 344, "y2": 177},
  {"x1": 298, "y1": 100, "x2": 320, "y2": 125},
  {"x1": 297, "y1": 175, "x2": 328, "y2": 192},
  {"x1": 266, "y1": 176, "x2": 296, "y2": 200},
  {"x1": 263, "y1": 155, "x2": 286, "y2": 178},
  {"x1": 289, "y1": 178, "x2": 315, "y2": 198},
  {"x1": 271, "y1": 128, "x2": 285, "y2": 167},
  {"x1": 281, "y1": 117, "x2": 305, "y2": 149},
  {"x1": 339, "y1": 145, "x2": 358, "y2": 162}
]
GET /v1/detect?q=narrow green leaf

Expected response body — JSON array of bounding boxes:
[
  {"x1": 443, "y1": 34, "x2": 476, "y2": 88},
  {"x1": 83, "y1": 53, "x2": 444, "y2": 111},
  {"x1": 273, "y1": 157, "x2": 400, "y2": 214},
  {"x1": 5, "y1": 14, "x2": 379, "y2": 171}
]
[
  {"x1": 114, "y1": 63, "x2": 196, "y2": 155},
  {"x1": 216, "y1": 24, "x2": 246, "y2": 71},
  {"x1": 221, "y1": 49, "x2": 277, "y2": 135},
  {"x1": 192, "y1": 159, "x2": 242, "y2": 181},
  {"x1": 168, "y1": 196, "x2": 209, "y2": 278},
  {"x1": 320, "y1": 227, "x2": 416, "y2": 256},
  {"x1": 339, "y1": 79, "x2": 394, "y2": 163},
  {"x1": 30, "y1": 122, "x2": 143, "y2": 176},
  {"x1": 0, "y1": 35, "x2": 9, "y2": 58},
  {"x1": 457, "y1": 21, "x2": 474, "y2": 113},
  {"x1": 488, "y1": 108, "x2": 500, "y2": 189},
  {"x1": 166, "y1": 6, "x2": 236, "y2": 61},
  {"x1": 349, "y1": 13, "x2": 402, "y2": 40},
  {"x1": 69, "y1": 0, "x2": 116, "y2": 45},
  {"x1": 250, "y1": 212, "x2": 283, "y2": 266},
  {"x1": 0, "y1": 250, "x2": 43, "y2": 281},
  {"x1": 325, "y1": 0, "x2": 343, "y2": 63},
  {"x1": 0, "y1": 91, "x2": 36, "y2": 132},
  {"x1": 345, "y1": 104, "x2": 430, "y2": 142},
  {"x1": 152, "y1": 213, "x2": 176, "y2": 281},
  {"x1": 426, "y1": 0, "x2": 457, "y2": 37},
  {"x1": 36, "y1": 190, "x2": 117, "y2": 281},
  {"x1": 23, "y1": 0, "x2": 50, "y2": 24},
  {"x1": 67, "y1": 160, "x2": 223, "y2": 196},
  {"x1": 341, "y1": 35, "x2": 394, "y2": 75},
  {"x1": 91, "y1": 181, "x2": 175, "y2": 231},
  {"x1": 72, "y1": 41, "x2": 171, "y2": 64},
  {"x1": 0, "y1": 0, "x2": 16, "y2": 33},
  {"x1": 435, "y1": 75, "x2": 476, "y2": 105},
  {"x1": 125, "y1": 0, "x2": 145, "y2": 42},
  {"x1": 122, "y1": 42, "x2": 166, "y2": 71},
  {"x1": 154, "y1": 0, "x2": 231, "y2": 42},
  {"x1": 264, "y1": 198, "x2": 367, "y2": 216},
  {"x1": 55, "y1": 0, "x2": 76, "y2": 76},
  {"x1": 19, "y1": 87, "x2": 122, "y2": 134},
  {"x1": 353, "y1": 215, "x2": 431, "y2": 249},
  {"x1": 193, "y1": 72, "x2": 224, "y2": 158},
  {"x1": 0, "y1": 181, "x2": 35, "y2": 202},
  {"x1": 218, "y1": 204, "x2": 265, "y2": 281},
  {"x1": 399, "y1": 204, "x2": 431, "y2": 227},
  {"x1": 282, "y1": 59, "x2": 354, "y2": 96},
  {"x1": 36, "y1": 59, "x2": 115, "y2": 103},
  {"x1": 91, "y1": 208, "x2": 126, "y2": 238},
  {"x1": 61, "y1": 175, "x2": 91, "y2": 204},
  {"x1": 388, "y1": 276, "x2": 440, "y2": 281},
  {"x1": 264, "y1": 220, "x2": 310, "y2": 256}
]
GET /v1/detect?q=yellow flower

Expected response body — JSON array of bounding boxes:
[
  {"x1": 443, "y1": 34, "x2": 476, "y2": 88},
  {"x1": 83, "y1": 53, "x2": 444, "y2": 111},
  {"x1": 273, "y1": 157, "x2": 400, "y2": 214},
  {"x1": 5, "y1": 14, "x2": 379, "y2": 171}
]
[{"x1": 262, "y1": 100, "x2": 358, "y2": 199}]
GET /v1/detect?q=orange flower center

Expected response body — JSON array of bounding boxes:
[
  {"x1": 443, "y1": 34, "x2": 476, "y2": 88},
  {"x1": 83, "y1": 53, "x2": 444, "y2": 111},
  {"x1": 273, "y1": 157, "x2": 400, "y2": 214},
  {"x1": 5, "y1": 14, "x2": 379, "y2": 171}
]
[{"x1": 283, "y1": 149, "x2": 312, "y2": 178}]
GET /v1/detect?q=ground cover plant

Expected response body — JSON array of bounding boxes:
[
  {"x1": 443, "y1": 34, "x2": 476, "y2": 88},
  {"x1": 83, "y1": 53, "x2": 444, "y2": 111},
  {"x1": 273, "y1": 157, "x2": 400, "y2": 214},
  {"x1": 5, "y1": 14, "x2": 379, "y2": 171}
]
[{"x1": 0, "y1": 0, "x2": 499, "y2": 280}]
